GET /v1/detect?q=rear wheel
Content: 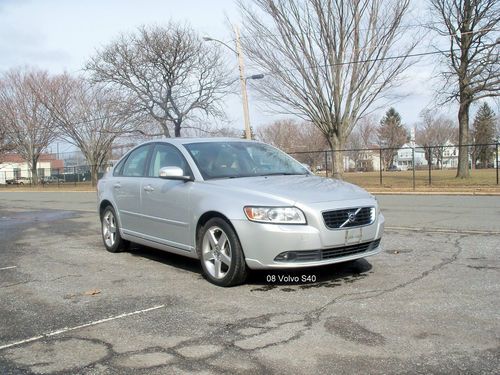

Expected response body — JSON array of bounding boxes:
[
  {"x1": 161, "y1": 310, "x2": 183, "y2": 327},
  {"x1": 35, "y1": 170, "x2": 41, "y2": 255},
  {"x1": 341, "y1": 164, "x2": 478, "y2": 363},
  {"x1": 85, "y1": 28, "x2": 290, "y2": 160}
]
[
  {"x1": 101, "y1": 206, "x2": 129, "y2": 253},
  {"x1": 198, "y1": 218, "x2": 247, "y2": 287}
]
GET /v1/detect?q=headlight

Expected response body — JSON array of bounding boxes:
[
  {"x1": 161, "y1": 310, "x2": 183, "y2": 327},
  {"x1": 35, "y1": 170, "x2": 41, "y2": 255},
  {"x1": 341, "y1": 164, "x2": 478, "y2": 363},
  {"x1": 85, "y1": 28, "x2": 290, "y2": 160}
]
[{"x1": 243, "y1": 206, "x2": 306, "y2": 224}]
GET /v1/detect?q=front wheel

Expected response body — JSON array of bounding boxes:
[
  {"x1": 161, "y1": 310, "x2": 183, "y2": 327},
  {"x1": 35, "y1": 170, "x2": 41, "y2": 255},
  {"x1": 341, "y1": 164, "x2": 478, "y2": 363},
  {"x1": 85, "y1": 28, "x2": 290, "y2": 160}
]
[
  {"x1": 198, "y1": 218, "x2": 247, "y2": 287},
  {"x1": 101, "y1": 206, "x2": 129, "y2": 253}
]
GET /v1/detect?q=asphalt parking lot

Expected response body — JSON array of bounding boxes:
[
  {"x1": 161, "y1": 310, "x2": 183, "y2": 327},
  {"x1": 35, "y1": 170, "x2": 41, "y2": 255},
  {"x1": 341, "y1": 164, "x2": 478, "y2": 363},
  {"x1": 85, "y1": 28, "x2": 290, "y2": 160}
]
[{"x1": 0, "y1": 192, "x2": 499, "y2": 374}]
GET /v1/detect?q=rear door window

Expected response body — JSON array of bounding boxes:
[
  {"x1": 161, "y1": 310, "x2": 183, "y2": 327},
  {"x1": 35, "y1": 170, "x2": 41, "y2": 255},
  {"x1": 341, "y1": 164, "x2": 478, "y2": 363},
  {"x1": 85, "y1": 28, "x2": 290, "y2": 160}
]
[{"x1": 121, "y1": 145, "x2": 152, "y2": 177}]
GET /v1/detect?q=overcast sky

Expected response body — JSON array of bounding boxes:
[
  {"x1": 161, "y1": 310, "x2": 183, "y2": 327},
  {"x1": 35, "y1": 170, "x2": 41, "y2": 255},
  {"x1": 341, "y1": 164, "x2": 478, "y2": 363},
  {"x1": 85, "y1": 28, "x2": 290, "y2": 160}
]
[{"x1": 0, "y1": 0, "x2": 470, "y2": 144}]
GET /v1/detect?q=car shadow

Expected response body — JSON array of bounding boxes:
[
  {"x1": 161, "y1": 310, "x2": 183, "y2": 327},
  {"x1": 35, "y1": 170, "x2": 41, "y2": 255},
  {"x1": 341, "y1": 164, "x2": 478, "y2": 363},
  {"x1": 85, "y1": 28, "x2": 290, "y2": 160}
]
[
  {"x1": 127, "y1": 243, "x2": 373, "y2": 290},
  {"x1": 247, "y1": 259, "x2": 374, "y2": 291},
  {"x1": 128, "y1": 244, "x2": 202, "y2": 275}
]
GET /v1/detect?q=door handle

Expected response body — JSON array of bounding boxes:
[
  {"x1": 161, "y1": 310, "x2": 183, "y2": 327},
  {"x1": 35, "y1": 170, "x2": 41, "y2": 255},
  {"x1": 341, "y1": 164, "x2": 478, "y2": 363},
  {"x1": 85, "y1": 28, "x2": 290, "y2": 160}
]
[
  {"x1": 113, "y1": 183, "x2": 121, "y2": 189},
  {"x1": 143, "y1": 185, "x2": 155, "y2": 192}
]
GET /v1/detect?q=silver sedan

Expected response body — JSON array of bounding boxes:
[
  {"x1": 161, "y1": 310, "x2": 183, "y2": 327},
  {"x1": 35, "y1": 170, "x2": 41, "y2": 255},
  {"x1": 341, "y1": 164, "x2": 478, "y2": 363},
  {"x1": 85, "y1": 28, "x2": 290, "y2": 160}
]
[{"x1": 97, "y1": 138, "x2": 384, "y2": 286}]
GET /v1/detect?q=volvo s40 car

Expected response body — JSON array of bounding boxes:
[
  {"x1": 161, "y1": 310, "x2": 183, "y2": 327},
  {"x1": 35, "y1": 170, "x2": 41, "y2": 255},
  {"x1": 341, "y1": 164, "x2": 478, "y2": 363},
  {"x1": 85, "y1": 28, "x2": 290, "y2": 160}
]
[{"x1": 97, "y1": 138, "x2": 384, "y2": 286}]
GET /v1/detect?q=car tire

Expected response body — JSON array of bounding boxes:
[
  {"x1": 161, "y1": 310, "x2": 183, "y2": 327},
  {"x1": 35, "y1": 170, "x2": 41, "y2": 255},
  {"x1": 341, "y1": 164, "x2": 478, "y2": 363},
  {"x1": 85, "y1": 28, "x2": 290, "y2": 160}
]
[
  {"x1": 198, "y1": 217, "x2": 248, "y2": 287},
  {"x1": 101, "y1": 205, "x2": 129, "y2": 253}
]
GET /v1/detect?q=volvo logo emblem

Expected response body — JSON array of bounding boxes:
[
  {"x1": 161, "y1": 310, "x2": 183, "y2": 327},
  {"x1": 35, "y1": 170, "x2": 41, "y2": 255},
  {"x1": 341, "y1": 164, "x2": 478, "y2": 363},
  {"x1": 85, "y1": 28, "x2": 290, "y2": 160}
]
[{"x1": 347, "y1": 212, "x2": 357, "y2": 223}]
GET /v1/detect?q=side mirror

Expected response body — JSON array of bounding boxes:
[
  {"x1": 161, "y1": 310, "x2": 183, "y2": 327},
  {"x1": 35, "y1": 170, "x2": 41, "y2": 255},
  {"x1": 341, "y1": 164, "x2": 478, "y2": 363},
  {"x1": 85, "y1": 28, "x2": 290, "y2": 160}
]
[{"x1": 159, "y1": 166, "x2": 193, "y2": 182}]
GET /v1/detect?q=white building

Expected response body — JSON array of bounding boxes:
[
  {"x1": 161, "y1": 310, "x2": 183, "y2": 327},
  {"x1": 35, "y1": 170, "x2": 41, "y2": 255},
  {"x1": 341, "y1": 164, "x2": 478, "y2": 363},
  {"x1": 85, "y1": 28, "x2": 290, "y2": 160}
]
[
  {"x1": 441, "y1": 141, "x2": 459, "y2": 169},
  {"x1": 357, "y1": 148, "x2": 382, "y2": 171},
  {"x1": 394, "y1": 142, "x2": 428, "y2": 170},
  {"x1": 0, "y1": 154, "x2": 64, "y2": 184}
]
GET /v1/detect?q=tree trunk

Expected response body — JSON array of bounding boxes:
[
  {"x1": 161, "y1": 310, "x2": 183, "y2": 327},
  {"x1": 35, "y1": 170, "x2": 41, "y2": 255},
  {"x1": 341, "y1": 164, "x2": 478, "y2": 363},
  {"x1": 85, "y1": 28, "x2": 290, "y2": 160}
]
[
  {"x1": 159, "y1": 119, "x2": 171, "y2": 138},
  {"x1": 30, "y1": 160, "x2": 38, "y2": 186},
  {"x1": 456, "y1": 99, "x2": 470, "y2": 178},
  {"x1": 91, "y1": 164, "x2": 99, "y2": 187},
  {"x1": 328, "y1": 134, "x2": 344, "y2": 179},
  {"x1": 174, "y1": 120, "x2": 181, "y2": 138}
]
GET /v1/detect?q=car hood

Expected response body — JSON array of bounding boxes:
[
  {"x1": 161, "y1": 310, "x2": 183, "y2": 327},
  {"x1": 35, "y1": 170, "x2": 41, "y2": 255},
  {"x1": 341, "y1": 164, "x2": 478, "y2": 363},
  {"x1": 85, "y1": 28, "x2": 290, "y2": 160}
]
[{"x1": 204, "y1": 174, "x2": 373, "y2": 204}]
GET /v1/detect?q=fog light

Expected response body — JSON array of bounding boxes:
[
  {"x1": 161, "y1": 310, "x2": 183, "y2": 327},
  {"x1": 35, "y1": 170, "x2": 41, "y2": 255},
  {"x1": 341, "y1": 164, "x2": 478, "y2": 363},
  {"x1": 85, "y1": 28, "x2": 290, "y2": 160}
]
[{"x1": 274, "y1": 252, "x2": 297, "y2": 262}]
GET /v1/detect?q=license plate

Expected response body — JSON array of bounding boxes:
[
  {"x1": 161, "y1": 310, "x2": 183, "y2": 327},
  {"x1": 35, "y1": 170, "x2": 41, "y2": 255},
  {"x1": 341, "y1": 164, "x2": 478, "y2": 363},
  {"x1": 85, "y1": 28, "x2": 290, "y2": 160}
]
[{"x1": 345, "y1": 227, "x2": 362, "y2": 244}]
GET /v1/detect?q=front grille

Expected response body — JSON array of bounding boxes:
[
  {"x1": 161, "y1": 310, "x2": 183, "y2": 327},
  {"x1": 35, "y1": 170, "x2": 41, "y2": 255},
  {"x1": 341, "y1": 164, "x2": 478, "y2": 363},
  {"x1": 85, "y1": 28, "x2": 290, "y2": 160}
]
[
  {"x1": 274, "y1": 239, "x2": 381, "y2": 262},
  {"x1": 322, "y1": 207, "x2": 375, "y2": 229}
]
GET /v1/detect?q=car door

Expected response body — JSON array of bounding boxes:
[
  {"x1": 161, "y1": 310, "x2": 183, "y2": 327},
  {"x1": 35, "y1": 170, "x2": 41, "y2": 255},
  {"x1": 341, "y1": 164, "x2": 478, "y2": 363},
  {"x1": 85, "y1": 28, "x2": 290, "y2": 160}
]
[
  {"x1": 112, "y1": 144, "x2": 152, "y2": 233},
  {"x1": 140, "y1": 143, "x2": 193, "y2": 250}
]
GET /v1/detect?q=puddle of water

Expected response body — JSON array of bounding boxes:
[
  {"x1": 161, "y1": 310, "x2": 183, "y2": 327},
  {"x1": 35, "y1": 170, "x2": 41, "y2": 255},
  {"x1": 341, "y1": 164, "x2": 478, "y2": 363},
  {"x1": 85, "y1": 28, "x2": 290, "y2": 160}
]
[
  {"x1": 0, "y1": 210, "x2": 79, "y2": 241},
  {"x1": 0, "y1": 210, "x2": 78, "y2": 227}
]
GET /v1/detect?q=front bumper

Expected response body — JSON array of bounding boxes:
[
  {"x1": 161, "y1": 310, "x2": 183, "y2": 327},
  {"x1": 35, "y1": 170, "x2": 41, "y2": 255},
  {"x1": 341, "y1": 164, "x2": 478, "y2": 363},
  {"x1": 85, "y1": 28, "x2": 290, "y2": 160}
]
[{"x1": 233, "y1": 212, "x2": 384, "y2": 270}]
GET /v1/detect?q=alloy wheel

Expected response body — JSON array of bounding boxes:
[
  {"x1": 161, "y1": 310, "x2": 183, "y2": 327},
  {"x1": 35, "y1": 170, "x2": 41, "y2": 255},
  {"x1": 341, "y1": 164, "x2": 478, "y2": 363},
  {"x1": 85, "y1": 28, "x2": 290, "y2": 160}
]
[
  {"x1": 202, "y1": 226, "x2": 232, "y2": 280},
  {"x1": 102, "y1": 210, "x2": 117, "y2": 248}
]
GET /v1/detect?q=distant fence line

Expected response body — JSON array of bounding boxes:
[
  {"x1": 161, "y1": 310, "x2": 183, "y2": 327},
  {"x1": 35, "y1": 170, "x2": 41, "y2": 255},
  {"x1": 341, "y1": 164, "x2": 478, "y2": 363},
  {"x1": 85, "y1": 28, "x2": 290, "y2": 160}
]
[
  {"x1": 0, "y1": 142, "x2": 498, "y2": 188},
  {"x1": 0, "y1": 163, "x2": 113, "y2": 186},
  {"x1": 288, "y1": 142, "x2": 499, "y2": 188}
]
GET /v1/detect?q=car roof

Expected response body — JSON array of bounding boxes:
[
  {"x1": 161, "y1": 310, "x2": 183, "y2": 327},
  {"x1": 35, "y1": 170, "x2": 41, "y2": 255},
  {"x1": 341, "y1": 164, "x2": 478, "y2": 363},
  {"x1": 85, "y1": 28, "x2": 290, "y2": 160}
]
[{"x1": 139, "y1": 137, "x2": 259, "y2": 146}]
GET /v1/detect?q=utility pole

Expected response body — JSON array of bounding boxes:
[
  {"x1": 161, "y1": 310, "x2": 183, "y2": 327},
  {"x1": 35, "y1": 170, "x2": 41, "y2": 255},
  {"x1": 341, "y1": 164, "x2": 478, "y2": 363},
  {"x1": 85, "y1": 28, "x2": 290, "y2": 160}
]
[
  {"x1": 203, "y1": 31, "x2": 263, "y2": 140},
  {"x1": 233, "y1": 25, "x2": 252, "y2": 140}
]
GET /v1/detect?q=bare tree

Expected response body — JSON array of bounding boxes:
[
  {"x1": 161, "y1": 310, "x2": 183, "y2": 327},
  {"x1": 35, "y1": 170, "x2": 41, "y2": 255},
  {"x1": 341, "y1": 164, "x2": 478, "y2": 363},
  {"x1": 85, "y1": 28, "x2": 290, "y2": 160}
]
[
  {"x1": 357, "y1": 116, "x2": 378, "y2": 149},
  {"x1": 181, "y1": 123, "x2": 242, "y2": 138},
  {"x1": 377, "y1": 108, "x2": 408, "y2": 169},
  {"x1": 0, "y1": 115, "x2": 14, "y2": 157},
  {"x1": 416, "y1": 109, "x2": 456, "y2": 168},
  {"x1": 346, "y1": 130, "x2": 364, "y2": 171},
  {"x1": 86, "y1": 23, "x2": 231, "y2": 138},
  {"x1": 346, "y1": 116, "x2": 378, "y2": 170},
  {"x1": 256, "y1": 118, "x2": 328, "y2": 168},
  {"x1": 239, "y1": 0, "x2": 416, "y2": 178},
  {"x1": 0, "y1": 68, "x2": 58, "y2": 184},
  {"x1": 45, "y1": 76, "x2": 140, "y2": 186},
  {"x1": 429, "y1": 0, "x2": 499, "y2": 178},
  {"x1": 256, "y1": 119, "x2": 302, "y2": 151}
]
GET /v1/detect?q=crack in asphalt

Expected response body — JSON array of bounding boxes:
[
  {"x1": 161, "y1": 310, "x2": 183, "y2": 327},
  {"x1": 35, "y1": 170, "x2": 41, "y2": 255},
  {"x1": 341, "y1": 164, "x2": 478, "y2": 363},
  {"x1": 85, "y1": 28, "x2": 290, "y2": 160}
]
[
  {"x1": 342, "y1": 234, "x2": 466, "y2": 303},
  {"x1": 385, "y1": 226, "x2": 500, "y2": 235},
  {"x1": 0, "y1": 280, "x2": 41, "y2": 289},
  {"x1": 0, "y1": 274, "x2": 83, "y2": 289},
  {"x1": 0, "y1": 228, "x2": 482, "y2": 373},
  {"x1": 39, "y1": 232, "x2": 467, "y2": 373}
]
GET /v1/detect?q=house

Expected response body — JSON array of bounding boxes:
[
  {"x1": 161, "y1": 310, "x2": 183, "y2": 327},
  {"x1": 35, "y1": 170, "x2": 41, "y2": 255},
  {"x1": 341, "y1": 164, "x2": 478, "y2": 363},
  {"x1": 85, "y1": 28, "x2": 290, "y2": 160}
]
[
  {"x1": 323, "y1": 148, "x2": 380, "y2": 172},
  {"x1": 0, "y1": 154, "x2": 64, "y2": 184},
  {"x1": 394, "y1": 142, "x2": 428, "y2": 170},
  {"x1": 355, "y1": 148, "x2": 381, "y2": 171},
  {"x1": 441, "y1": 140, "x2": 459, "y2": 169}
]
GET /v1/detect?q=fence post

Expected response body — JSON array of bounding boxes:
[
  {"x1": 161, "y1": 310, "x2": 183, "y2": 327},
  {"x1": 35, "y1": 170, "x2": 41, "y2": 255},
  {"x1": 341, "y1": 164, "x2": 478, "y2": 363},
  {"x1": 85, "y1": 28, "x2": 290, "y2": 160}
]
[
  {"x1": 331, "y1": 149, "x2": 335, "y2": 178},
  {"x1": 428, "y1": 146, "x2": 432, "y2": 186},
  {"x1": 496, "y1": 141, "x2": 499, "y2": 185},
  {"x1": 412, "y1": 147, "x2": 416, "y2": 191},
  {"x1": 324, "y1": 151, "x2": 328, "y2": 178},
  {"x1": 379, "y1": 148, "x2": 382, "y2": 186}
]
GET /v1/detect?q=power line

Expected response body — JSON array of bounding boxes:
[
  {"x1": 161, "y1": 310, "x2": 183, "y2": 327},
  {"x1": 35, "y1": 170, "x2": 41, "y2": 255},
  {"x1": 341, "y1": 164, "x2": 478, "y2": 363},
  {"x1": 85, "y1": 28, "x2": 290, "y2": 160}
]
[
  {"x1": 225, "y1": 26, "x2": 499, "y2": 74},
  {"x1": 258, "y1": 49, "x2": 442, "y2": 77},
  {"x1": 253, "y1": 39, "x2": 499, "y2": 77},
  {"x1": 231, "y1": 25, "x2": 499, "y2": 44}
]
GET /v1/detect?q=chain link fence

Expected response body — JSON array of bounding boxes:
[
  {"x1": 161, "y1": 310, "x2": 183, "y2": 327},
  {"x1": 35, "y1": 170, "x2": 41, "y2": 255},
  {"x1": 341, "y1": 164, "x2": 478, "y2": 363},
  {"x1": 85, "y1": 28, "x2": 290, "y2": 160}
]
[
  {"x1": 0, "y1": 144, "x2": 133, "y2": 188},
  {"x1": 1, "y1": 142, "x2": 498, "y2": 189},
  {"x1": 289, "y1": 142, "x2": 499, "y2": 190},
  {"x1": 0, "y1": 163, "x2": 114, "y2": 187}
]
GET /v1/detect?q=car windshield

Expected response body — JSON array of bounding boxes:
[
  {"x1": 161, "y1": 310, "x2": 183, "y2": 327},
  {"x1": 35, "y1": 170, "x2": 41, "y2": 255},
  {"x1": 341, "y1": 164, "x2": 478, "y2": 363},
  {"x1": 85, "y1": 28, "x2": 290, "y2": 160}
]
[{"x1": 184, "y1": 141, "x2": 309, "y2": 180}]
